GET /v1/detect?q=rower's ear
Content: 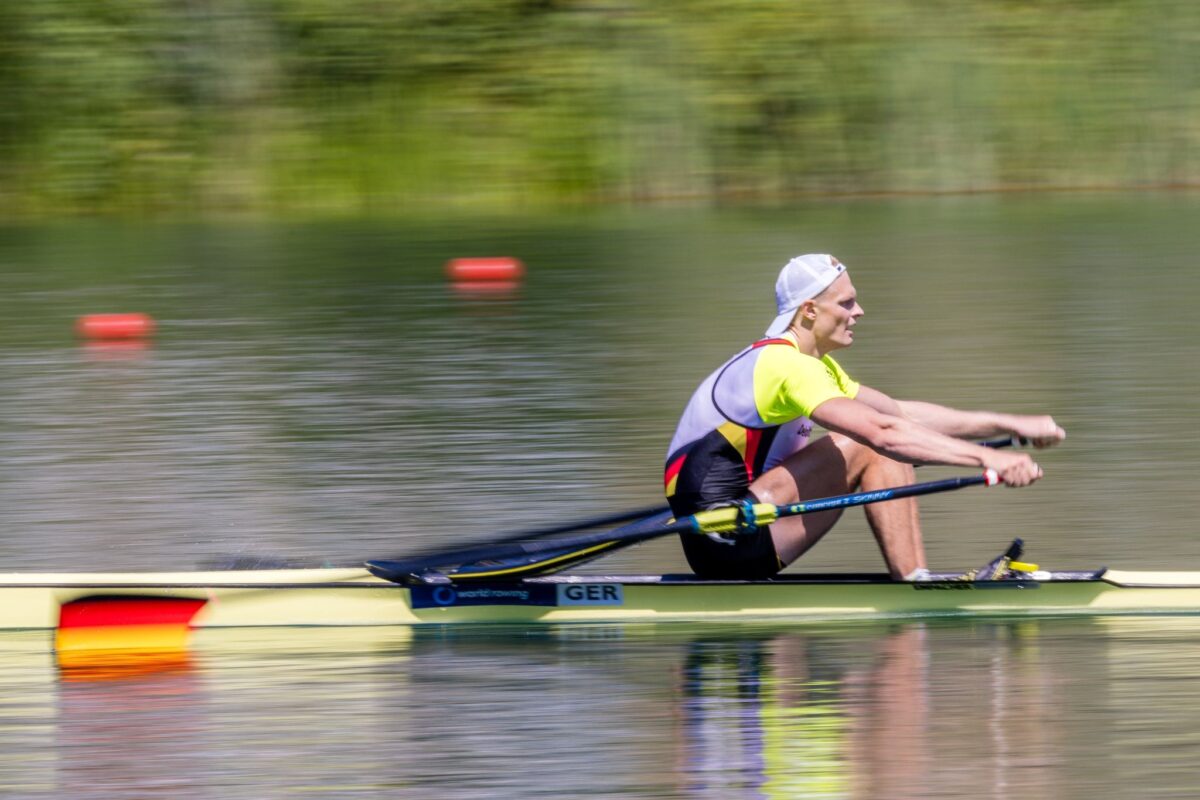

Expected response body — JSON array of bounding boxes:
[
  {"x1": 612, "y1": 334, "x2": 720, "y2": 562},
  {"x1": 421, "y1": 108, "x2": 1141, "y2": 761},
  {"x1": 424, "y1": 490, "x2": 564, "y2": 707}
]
[{"x1": 799, "y1": 298, "x2": 819, "y2": 322}]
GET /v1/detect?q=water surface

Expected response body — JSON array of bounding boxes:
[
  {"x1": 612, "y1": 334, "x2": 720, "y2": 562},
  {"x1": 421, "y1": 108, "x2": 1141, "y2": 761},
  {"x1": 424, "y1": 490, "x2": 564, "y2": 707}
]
[
  {"x1": 2, "y1": 195, "x2": 1199, "y2": 796},
  {"x1": 3, "y1": 617, "x2": 1200, "y2": 798}
]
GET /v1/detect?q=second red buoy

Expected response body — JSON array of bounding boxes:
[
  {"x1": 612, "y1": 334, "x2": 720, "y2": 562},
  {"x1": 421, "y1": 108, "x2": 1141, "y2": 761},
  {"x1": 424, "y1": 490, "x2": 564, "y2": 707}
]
[
  {"x1": 446, "y1": 257, "x2": 525, "y2": 283},
  {"x1": 76, "y1": 313, "x2": 156, "y2": 341}
]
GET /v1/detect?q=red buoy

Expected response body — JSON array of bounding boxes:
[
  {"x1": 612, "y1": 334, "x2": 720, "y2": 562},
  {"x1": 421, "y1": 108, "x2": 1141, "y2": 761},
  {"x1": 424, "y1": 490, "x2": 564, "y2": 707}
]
[
  {"x1": 446, "y1": 257, "x2": 525, "y2": 283},
  {"x1": 75, "y1": 313, "x2": 156, "y2": 341}
]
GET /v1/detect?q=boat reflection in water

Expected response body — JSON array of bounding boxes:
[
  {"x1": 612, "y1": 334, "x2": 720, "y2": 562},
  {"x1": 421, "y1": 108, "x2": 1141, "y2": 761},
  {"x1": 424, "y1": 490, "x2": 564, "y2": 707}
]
[{"x1": 1, "y1": 618, "x2": 1199, "y2": 796}]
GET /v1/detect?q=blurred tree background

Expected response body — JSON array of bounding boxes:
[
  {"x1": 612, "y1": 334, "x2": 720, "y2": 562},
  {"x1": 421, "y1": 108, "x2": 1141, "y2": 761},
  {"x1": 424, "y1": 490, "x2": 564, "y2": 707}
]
[{"x1": 1, "y1": 0, "x2": 1197, "y2": 216}]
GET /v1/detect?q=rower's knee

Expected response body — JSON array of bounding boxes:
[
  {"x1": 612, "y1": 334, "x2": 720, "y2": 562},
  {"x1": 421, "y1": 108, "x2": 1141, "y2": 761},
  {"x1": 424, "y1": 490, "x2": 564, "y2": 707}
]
[
  {"x1": 829, "y1": 433, "x2": 912, "y2": 479},
  {"x1": 827, "y1": 432, "x2": 875, "y2": 466}
]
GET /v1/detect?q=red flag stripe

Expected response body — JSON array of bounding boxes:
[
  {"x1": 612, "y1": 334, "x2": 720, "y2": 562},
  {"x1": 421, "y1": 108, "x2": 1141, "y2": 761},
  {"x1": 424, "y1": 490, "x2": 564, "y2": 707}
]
[{"x1": 58, "y1": 596, "x2": 208, "y2": 629}]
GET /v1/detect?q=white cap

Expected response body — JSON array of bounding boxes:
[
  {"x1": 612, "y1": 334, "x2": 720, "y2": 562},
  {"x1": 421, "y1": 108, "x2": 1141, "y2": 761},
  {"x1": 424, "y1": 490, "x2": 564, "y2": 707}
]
[{"x1": 764, "y1": 254, "x2": 846, "y2": 336}]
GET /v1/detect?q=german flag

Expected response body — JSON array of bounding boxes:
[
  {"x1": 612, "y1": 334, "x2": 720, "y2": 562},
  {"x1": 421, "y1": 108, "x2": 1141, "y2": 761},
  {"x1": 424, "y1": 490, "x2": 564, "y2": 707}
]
[{"x1": 55, "y1": 595, "x2": 207, "y2": 668}]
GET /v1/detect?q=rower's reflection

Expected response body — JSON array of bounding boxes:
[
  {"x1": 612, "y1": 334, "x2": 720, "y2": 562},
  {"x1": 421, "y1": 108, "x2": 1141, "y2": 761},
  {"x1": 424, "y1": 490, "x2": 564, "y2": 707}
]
[{"x1": 675, "y1": 622, "x2": 1058, "y2": 799}]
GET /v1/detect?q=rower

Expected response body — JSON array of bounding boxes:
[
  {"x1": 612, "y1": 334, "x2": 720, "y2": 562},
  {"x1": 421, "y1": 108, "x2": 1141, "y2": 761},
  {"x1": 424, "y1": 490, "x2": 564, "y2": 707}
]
[{"x1": 663, "y1": 254, "x2": 1066, "y2": 581}]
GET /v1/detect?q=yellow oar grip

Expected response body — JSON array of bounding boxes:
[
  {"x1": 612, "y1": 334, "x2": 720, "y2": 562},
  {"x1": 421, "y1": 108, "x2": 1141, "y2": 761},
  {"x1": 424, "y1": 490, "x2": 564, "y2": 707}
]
[
  {"x1": 751, "y1": 504, "x2": 779, "y2": 526},
  {"x1": 1009, "y1": 560, "x2": 1039, "y2": 572},
  {"x1": 692, "y1": 504, "x2": 779, "y2": 534}
]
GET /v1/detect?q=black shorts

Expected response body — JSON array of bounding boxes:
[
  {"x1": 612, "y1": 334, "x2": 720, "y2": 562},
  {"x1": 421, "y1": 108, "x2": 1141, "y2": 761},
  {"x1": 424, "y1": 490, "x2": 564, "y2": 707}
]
[{"x1": 668, "y1": 489, "x2": 783, "y2": 580}]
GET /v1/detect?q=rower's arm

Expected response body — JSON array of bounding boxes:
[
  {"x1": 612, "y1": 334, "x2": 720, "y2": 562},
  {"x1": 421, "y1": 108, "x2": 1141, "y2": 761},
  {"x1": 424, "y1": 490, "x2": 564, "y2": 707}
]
[
  {"x1": 855, "y1": 386, "x2": 1065, "y2": 447},
  {"x1": 812, "y1": 396, "x2": 1000, "y2": 469}
]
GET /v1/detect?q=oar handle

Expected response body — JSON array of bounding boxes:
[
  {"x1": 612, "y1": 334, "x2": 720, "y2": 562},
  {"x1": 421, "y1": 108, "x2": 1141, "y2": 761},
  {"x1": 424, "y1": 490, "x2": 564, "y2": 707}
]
[{"x1": 981, "y1": 436, "x2": 1028, "y2": 449}]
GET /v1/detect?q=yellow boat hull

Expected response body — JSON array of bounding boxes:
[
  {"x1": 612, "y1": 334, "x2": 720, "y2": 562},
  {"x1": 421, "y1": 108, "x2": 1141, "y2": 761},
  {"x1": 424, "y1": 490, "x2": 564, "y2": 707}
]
[{"x1": 3, "y1": 568, "x2": 1200, "y2": 635}]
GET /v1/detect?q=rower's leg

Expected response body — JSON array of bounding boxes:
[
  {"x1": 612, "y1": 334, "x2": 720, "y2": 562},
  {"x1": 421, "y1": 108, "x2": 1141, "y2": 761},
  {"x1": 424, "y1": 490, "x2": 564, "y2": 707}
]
[
  {"x1": 748, "y1": 434, "x2": 923, "y2": 580},
  {"x1": 858, "y1": 445, "x2": 923, "y2": 580}
]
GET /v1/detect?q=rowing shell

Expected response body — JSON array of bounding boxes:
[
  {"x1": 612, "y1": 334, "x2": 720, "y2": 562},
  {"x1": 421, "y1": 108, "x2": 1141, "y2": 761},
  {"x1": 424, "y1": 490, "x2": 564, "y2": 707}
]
[{"x1": 5, "y1": 567, "x2": 1200, "y2": 634}]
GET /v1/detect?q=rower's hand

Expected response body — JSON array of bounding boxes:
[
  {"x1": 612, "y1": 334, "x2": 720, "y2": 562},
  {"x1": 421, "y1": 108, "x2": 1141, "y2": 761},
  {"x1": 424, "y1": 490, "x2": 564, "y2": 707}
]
[
  {"x1": 985, "y1": 450, "x2": 1043, "y2": 487},
  {"x1": 1012, "y1": 416, "x2": 1066, "y2": 449}
]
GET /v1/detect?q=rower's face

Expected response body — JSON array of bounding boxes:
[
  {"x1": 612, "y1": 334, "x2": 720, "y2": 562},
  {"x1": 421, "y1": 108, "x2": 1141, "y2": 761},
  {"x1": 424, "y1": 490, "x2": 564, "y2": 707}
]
[{"x1": 811, "y1": 272, "x2": 863, "y2": 350}]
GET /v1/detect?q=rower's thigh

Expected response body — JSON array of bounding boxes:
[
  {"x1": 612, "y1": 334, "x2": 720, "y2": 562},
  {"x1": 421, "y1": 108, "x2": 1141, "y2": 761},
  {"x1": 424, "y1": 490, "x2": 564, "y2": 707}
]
[{"x1": 748, "y1": 433, "x2": 872, "y2": 505}]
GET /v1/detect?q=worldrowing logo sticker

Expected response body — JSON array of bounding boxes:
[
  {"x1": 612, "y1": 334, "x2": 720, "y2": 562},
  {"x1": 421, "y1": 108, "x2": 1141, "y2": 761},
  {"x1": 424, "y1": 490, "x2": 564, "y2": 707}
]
[
  {"x1": 436, "y1": 587, "x2": 533, "y2": 605},
  {"x1": 409, "y1": 583, "x2": 558, "y2": 609}
]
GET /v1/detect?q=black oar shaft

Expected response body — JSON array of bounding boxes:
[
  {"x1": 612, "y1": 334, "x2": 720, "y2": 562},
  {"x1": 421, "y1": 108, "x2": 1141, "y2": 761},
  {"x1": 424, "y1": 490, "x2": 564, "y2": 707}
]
[
  {"x1": 367, "y1": 504, "x2": 670, "y2": 567},
  {"x1": 368, "y1": 511, "x2": 678, "y2": 578}
]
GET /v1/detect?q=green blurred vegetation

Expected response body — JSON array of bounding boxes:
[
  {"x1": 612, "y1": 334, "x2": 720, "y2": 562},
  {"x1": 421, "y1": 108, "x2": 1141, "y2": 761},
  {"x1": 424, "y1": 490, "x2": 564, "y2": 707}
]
[{"x1": 1, "y1": 0, "x2": 1198, "y2": 216}]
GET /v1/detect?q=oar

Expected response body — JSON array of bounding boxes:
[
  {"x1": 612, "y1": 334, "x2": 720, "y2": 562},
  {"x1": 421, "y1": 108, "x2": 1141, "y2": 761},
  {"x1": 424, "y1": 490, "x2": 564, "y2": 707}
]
[
  {"x1": 362, "y1": 436, "x2": 1023, "y2": 576},
  {"x1": 444, "y1": 435, "x2": 1021, "y2": 547},
  {"x1": 366, "y1": 469, "x2": 1000, "y2": 584},
  {"x1": 475, "y1": 436, "x2": 1019, "y2": 544},
  {"x1": 374, "y1": 436, "x2": 1022, "y2": 561}
]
